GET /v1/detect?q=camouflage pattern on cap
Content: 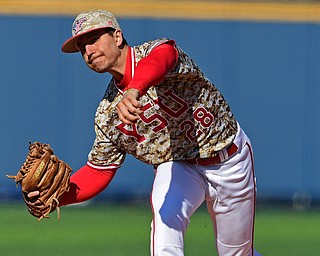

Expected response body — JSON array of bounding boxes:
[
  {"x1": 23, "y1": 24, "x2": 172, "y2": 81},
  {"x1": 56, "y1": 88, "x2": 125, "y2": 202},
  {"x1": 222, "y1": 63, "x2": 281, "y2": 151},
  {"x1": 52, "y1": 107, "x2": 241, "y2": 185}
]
[
  {"x1": 62, "y1": 9, "x2": 121, "y2": 53},
  {"x1": 72, "y1": 10, "x2": 120, "y2": 36}
]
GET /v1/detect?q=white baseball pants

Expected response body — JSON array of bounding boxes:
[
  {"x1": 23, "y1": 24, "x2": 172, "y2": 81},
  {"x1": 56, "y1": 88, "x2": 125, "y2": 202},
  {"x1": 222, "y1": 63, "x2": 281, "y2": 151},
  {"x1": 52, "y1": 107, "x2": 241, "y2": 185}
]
[{"x1": 150, "y1": 126, "x2": 258, "y2": 256}]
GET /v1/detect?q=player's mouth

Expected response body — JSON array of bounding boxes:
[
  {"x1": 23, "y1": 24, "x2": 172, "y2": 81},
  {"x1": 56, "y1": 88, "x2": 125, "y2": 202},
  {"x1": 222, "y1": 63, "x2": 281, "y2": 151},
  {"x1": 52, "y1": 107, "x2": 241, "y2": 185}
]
[{"x1": 88, "y1": 55, "x2": 103, "y2": 65}]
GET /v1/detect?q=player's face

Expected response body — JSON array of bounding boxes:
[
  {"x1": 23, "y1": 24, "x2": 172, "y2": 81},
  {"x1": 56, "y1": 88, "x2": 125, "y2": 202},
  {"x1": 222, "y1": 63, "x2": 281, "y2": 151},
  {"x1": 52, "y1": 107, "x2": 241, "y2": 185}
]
[{"x1": 76, "y1": 29, "x2": 123, "y2": 74}]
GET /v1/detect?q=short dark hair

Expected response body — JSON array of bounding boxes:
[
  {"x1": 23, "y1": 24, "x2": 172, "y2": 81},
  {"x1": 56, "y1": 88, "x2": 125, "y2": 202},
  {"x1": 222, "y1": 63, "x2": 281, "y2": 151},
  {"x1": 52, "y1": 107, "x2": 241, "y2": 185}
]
[{"x1": 105, "y1": 28, "x2": 128, "y2": 48}]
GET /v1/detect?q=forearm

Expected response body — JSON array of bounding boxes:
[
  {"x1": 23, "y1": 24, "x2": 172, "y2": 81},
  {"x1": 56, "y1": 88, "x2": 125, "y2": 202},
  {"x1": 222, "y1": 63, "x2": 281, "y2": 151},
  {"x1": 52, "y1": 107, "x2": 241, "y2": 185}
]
[{"x1": 59, "y1": 163, "x2": 117, "y2": 206}]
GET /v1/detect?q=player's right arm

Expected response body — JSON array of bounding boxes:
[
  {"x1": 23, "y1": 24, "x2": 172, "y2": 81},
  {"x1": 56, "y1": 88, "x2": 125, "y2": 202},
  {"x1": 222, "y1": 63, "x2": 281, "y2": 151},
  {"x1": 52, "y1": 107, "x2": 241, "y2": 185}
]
[{"x1": 116, "y1": 42, "x2": 178, "y2": 125}]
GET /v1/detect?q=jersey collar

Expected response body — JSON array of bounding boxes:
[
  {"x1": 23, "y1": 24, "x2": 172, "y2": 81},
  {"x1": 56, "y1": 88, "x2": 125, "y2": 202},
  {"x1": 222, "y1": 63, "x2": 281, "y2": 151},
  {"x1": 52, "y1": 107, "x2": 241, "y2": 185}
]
[{"x1": 114, "y1": 46, "x2": 135, "y2": 93}]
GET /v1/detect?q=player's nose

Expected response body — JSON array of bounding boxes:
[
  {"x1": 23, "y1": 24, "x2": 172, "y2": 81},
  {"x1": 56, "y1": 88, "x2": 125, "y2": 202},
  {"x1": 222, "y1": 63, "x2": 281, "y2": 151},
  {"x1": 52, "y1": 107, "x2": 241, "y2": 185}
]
[{"x1": 85, "y1": 44, "x2": 95, "y2": 59}]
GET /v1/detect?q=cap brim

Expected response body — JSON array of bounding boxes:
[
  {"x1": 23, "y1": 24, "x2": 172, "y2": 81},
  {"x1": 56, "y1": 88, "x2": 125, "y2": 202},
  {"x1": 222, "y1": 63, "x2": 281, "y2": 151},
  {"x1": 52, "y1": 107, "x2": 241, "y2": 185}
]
[{"x1": 61, "y1": 26, "x2": 110, "y2": 53}]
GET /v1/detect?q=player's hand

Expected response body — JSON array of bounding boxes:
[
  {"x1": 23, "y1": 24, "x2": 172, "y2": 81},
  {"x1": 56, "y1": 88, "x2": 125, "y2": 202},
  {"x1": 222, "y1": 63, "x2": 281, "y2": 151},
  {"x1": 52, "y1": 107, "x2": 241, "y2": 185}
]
[
  {"x1": 27, "y1": 191, "x2": 40, "y2": 200},
  {"x1": 26, "y1": 191, "x2": 47, "y2": 210},
  {"x1": 25, "y1": 191, "x2": 49, "y2": 215},
  {"x1": 116, "y1": 89, "x2": 143, "y2": 125},
  {"x1": 26, "y1": 191, "x2": 42, "y2": 206}
]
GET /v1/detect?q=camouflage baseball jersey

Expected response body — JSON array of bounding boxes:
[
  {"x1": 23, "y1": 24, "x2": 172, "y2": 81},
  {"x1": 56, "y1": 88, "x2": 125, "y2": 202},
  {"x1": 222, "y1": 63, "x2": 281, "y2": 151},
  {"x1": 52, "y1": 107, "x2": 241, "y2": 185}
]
[{"x1": 88, "y1": 38, "x2": 238, "y2": 167}]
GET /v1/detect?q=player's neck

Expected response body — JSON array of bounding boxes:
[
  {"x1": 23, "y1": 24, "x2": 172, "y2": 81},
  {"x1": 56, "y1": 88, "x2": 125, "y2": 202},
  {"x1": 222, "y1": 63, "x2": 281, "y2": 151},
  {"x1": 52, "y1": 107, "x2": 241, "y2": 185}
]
[{"x1": 110, "y1": 45, "x2": 129, "y2": 82}]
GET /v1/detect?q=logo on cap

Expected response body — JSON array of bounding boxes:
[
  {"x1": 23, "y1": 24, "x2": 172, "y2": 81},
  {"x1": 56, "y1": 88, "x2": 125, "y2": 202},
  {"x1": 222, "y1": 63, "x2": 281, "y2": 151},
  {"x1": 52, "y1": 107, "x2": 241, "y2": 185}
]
[
  {"x1": 73, "y1": 17, "x2": 87, "y2": 35},
  {"x1": 107, "y1": 20, "x2": 114, "y2": 27}
]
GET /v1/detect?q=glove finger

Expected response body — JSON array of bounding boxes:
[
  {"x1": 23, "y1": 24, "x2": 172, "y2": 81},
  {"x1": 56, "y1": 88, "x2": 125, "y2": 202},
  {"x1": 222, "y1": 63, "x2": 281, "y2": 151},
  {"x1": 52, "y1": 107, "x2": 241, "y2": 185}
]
[
  {"x1": 21, "y1": 150, "x2": 52, "y2": 192},
  {"x1": 38, "y1": 161, "x2": 69, "y2": 203},
  {"x1": 36, "y1": 155, "x2": 59, "y2": 190},
  {"x1": 23, "y1": 193, "x2": 50, "y2": 220}
]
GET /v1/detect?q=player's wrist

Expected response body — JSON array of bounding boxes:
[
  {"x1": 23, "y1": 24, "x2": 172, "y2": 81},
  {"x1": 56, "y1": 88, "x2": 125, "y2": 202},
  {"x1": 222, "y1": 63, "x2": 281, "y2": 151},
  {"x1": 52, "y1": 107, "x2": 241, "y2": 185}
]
[{"x1": 124, "y1": 88, "x2": 140, "y2": 97}]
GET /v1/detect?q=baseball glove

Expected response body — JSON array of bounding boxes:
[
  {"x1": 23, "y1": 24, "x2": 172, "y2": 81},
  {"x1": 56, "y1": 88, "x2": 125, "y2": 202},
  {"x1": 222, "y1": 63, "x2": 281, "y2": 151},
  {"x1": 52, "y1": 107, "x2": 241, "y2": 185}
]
[{"x1": 6, "y1": 141, "x2": 72, "y2": 221}]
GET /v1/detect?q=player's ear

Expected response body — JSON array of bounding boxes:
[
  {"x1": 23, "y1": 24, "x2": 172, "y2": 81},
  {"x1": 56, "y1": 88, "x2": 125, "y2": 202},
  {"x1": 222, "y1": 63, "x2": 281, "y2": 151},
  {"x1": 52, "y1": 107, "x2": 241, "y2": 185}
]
[{"x1": 114, "y1": 30, "x2": 124, "y2": 47}]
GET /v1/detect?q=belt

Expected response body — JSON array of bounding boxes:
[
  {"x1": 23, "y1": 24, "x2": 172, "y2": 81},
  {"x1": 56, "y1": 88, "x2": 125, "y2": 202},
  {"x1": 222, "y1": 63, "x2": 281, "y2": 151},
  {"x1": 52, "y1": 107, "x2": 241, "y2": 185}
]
[{"x1": 187, "y1": 143, "x2": 239, "y2": 166}]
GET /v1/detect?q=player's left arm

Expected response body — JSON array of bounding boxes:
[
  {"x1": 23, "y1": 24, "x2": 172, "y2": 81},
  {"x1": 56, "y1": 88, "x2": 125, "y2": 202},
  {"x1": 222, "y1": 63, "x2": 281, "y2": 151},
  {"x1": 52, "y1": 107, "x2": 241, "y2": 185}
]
[
  {"x1": 117, "y1": 42, "x2": 178, "y2": 124},
  {"x1": 27, "y1": 163, "x2": 118, "y2": 207},
  {"x1": 59, "y1": 163, "x2": 118, "y2": 206}
]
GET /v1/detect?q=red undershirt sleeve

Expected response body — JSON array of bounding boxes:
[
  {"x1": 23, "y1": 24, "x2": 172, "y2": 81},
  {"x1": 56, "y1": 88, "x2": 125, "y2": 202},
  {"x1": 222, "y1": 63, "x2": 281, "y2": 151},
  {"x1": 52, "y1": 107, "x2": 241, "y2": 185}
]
[
  {"x1": 126, "y1": 41, "x2": 178, "y2": 96},
  {"x1": 59, "y1": 164, "x2": 117, "y2": 206}
]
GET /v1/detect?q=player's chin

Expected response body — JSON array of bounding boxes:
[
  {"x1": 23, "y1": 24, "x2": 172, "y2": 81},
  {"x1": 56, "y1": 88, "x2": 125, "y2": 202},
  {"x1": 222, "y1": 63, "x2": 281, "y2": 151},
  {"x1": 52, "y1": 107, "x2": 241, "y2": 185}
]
[{"x1": 89, "y1": 65, "x2": 107, "y2": 73}]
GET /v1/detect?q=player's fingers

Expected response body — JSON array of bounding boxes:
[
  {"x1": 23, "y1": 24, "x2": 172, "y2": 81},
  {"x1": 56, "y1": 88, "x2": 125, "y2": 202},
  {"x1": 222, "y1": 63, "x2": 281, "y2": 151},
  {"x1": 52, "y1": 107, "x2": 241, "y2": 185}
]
[
  {"x1": 126, "y1": 105, "x2": 143, "y2": 117},
  {"x1": 116, "y1": 107, "x2": 136, "y2": 125},
  {"x1": 28, "y1": 191, "x2": 40, "y2": 198},
  {"x1": 121, "y1": 112, "x2": 140, "y2": 124},
  {"x1": 25, "y1": 198, "x2": 46, "y2": 209},
  {"x1": 120, "y1": 97, "x2": 143, "y2": 115},
  {"x1": 116, "y1": 102, "x2": 141, "y2": 124},
  {"x1": 24, "y1": 191, "x2": 43, "y2": 206},
  {"x1": 122, "y1": 90, "x2": 143, "y2": 111},
  {"x1": 118, "y1": 102, "x2": 140, "y2": 116},
  {"x1": 130, "y1": 99, "x2": 143, "y2": 110}
]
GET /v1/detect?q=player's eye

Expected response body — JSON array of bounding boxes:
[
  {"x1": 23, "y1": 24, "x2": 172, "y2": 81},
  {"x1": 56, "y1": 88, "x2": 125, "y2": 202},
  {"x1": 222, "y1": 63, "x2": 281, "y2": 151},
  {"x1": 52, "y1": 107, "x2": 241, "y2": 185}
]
[
  {"x1": 91, "y1": 36, "x2": 100, "y2": 44},
  {"x1": 77, "y1": 43, "x2": 86, "y2": 53}
]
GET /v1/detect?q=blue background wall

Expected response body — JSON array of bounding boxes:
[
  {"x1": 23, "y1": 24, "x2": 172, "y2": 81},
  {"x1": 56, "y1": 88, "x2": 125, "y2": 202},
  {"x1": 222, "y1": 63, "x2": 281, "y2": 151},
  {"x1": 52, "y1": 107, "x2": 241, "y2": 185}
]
[{"x1": 1, "y1": 13, "x2": 319, "y2": 202}]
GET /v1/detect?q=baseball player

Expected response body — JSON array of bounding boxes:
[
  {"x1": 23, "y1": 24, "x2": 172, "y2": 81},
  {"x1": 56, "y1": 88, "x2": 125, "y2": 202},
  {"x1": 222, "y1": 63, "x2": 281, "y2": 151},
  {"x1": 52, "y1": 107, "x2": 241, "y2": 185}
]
[{"x1": 30, "y1": 9, "x2": 261, "y2": 256}]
